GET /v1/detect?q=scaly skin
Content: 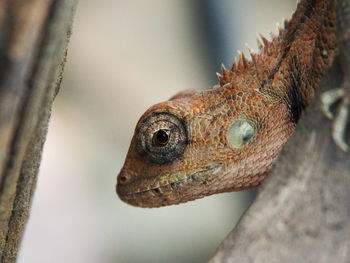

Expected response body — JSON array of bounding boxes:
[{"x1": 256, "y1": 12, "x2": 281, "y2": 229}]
[{"x1": 117, "y1": 0, "x2": 337, "y2": 207}]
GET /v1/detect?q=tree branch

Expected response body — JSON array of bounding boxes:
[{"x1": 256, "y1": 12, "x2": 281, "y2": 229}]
[{"x1": 0, "y1": 0, "x2": 77, "y2": 262}]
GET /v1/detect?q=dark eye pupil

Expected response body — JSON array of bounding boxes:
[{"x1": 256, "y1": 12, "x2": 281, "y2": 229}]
[{"x1": 153, "y1": 129, "x2": 169, "y2": 146}]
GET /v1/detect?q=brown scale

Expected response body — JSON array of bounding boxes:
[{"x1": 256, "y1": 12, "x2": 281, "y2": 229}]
[{"x1": 117, "y1": 0, "x2": 337, "y2": 208}]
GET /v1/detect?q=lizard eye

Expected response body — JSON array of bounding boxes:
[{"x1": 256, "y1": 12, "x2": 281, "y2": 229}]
[
  {"x1": 152, "y1": 129, "x2": 170, "y2": 146},
  {"x1": 136, "y1": 112, "x2": 188, "y2": 164},
  {"x1": 227, "y1": 119, "x2": 255, "y2": 149}
]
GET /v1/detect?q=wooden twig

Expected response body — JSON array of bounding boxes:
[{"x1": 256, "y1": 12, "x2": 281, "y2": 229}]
[{"x1": 0, "y1": 1, "x2": 77, "y2": 262}]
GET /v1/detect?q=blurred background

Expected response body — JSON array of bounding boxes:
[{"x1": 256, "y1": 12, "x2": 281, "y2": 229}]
[{"x1": 18, "y1": 1, "x2": 294, "y2": 262}]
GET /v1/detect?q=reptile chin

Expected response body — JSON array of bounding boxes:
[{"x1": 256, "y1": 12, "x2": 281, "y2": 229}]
[{"x1": 116, "y1": 163, "x2": 223, "y2": 207}]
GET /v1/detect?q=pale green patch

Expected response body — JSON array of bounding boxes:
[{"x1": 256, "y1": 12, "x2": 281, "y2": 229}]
[{"x1": 227, "y1": 118, "x2": 254, "y2": 149}]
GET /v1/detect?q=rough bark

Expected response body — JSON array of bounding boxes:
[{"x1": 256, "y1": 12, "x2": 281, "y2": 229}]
[
  {"x1": 0, "y1": 0, "x2": 77, "y2": 262},
  {"x1": 208, "y1": 1, "x2": 350, "y2": 261}
]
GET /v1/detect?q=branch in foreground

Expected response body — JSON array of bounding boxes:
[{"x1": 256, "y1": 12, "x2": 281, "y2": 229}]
[{"x1": 0, "y1": 1, "x2": 77, "y2": 262}]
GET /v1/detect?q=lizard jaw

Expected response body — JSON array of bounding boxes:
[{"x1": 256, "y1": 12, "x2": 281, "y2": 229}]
[{"x1": 116, "y1": 163, "x2": 223, "y2": 207}]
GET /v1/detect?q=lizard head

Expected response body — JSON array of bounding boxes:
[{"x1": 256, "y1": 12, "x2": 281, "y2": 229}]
[
  {"x1": 116, "y1": 81, "x2": 295, "y2": 207},
  {"x1": 116, "y1": 0, "x2": 337, "y2": 207}
]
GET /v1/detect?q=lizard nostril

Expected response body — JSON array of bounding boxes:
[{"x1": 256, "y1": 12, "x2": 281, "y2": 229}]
[{"x1": 119, "y1": 175, "x2": 129, "y2": 184}]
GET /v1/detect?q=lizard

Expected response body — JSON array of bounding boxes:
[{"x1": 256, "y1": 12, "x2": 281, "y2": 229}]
[{"x1": 116, "y1": 0, "x2": 339, "y2": 208}]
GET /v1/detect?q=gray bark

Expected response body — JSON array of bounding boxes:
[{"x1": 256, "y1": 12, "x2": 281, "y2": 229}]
[{"x1": 0, "y1": 0, "x2": 77, "y2": 262}]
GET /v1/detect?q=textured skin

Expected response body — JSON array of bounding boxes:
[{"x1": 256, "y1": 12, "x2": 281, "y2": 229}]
[{"x1": 117, "y1": 0, "x2": 337, "y2": 207}]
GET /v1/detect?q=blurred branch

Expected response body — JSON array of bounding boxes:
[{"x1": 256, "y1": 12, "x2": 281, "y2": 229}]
[
  {"x1": 208, "y1": 4, "x2": 350, "y2": 260},
  {"x1": 0, "y1": 0, "x2": 77, "y2": 262}
]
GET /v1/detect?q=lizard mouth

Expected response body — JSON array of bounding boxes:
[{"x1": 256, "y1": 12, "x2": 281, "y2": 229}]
[{"x1": 116, "y1": 163, "x2": 223, "y2": 207}]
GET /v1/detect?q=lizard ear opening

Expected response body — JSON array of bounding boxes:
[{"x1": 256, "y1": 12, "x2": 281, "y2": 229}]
[{"x1": 227, "y1": 118, "x2": 255, "y2": 149}]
